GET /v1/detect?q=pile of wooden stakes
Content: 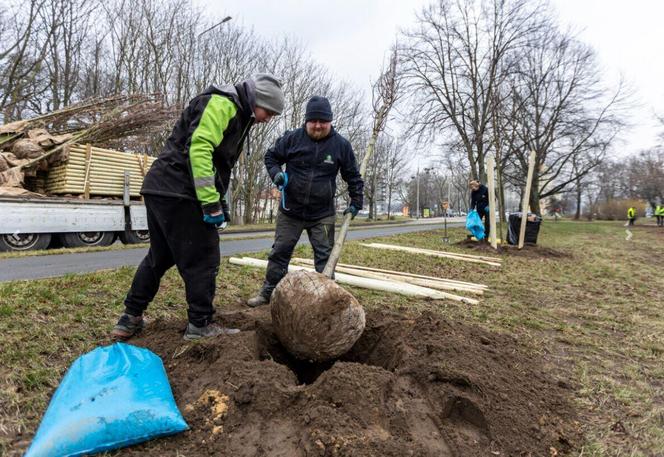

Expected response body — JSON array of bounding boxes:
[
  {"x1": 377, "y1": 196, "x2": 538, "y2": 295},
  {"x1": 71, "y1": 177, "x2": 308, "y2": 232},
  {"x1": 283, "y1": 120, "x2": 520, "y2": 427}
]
[
  {"x1": 360, "y1": 242, "x2": 502, "y2": 267},
  {"x1": 229, "y1": 256, "x2": 487, "y2": 305},
  {"x1": 45, "y1": 143, "x2": 154, "y2": 198}
]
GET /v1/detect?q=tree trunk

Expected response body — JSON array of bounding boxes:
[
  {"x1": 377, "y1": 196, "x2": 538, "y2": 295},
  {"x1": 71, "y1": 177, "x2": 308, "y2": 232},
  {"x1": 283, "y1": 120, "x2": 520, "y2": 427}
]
[
  {"x1": 497, "y1": 166, "x2": 506, "y2": 242},
  {"x1": 529, "y1": 176, "x2": 541, "y2": 216},
  {"x1": 387, "y1": 191, "x2": 392, "y2": 220},
  {"x1": 574, "y1": 179, "x2": 582, "y2": 220}
]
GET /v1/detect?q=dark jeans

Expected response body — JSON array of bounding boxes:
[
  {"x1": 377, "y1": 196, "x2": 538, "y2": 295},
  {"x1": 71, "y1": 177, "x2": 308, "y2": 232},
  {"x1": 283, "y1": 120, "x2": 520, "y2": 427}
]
[
  {"x1": 478, "y1": 206, "x2": 490, "y2": 239},
  {"x1": 657, "y1": 216, "x2": 663, "y2": 226},
  {"x1": 124, "y1": 195, "x2": 220, "y2": 327},
  {"x1": 261, "y1": 212, "x2": 335, "y2": 297},
  {"x1": 629, "y1": 218, "x2": 636, "y2": 226}
]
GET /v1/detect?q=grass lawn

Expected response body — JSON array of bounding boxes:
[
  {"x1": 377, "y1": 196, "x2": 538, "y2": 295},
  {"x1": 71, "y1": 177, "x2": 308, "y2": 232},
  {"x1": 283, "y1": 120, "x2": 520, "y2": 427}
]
[{"x1": 0, "y1": 220, "x2": 662, "y2": 456}]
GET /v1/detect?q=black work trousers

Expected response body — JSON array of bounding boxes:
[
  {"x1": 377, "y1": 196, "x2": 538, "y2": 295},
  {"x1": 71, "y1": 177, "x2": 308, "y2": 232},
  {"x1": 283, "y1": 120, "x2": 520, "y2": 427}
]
[
  {"x1": 261, "y1": 211, "x2": 335, "y2": 297},
  {"x1": 124, "y1": 195, "x2": 220, "y2": 327},
  {"x1": 478, "y1": 206, "x2": 491, "y2": 239}
]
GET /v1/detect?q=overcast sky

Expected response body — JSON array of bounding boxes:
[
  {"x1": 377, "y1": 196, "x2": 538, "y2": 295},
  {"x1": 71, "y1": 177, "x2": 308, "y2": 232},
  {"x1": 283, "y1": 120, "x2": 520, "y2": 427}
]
[{"x1": 200, "y1": 0, "x2": 664, "y2": 156}]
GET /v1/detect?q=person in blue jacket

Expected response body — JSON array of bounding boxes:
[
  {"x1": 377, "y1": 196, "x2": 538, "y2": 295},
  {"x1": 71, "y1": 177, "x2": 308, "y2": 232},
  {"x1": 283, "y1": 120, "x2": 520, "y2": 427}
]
[
  {"x1": 469, "y1": 179, "x2": 490, "y2": 239},
  {"x1": 247, "y1": 96, "x2": 364, "y2": 307}
]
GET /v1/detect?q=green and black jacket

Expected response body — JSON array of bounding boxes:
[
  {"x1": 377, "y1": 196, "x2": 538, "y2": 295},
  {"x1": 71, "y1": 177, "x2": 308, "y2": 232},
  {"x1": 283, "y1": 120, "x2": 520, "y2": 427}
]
[{"x1": 141, "y1": 82, "x2": 256, "y2": 214}]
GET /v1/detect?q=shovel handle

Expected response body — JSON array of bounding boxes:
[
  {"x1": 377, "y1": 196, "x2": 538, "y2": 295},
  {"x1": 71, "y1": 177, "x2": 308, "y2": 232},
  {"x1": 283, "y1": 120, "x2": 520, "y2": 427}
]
[{"x1": 322, "y1": 211, "x2": 353, "y2": 278}]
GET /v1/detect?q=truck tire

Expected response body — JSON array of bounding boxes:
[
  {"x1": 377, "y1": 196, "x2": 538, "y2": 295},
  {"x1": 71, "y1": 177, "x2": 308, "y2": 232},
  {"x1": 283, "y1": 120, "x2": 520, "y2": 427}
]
[
  {"x1": 59, "y1": 231, "x2": 115, "y2": 248},
  {"x1": 119, "y1": 230, "x2": 150, "y2": 244},
  {"x1": 0, "y1": 233, "x2": 52, "y2": 252}
]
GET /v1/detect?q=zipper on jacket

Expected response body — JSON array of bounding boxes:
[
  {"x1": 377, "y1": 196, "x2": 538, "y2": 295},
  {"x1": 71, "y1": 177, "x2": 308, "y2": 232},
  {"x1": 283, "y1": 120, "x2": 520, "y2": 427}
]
[{"x1": 302, "y1": 141, "x2": 318, "y2": 219}]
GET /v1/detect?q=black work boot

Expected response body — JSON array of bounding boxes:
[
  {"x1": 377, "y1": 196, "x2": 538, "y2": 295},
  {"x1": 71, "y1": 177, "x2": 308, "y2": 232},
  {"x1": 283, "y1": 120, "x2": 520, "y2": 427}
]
[
  {"x1": 246, "y1": 290, "x2": 270, "y2": 308},
  {"x1": 183, "y1": 322, "x2": 240, "y2": 341},
  {"x1": 111, "y1": 313, "x2": 145, "y2": 341}
]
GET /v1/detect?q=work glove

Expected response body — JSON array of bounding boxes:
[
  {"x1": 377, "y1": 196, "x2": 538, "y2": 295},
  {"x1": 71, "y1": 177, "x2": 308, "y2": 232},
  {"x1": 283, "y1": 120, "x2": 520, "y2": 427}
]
[
  {"x1": 221, "y1": 198, "x2": 231, "y2": 224},
  {"x1": 203, "y1": 212, "x2": 225, "y2": 227},
  {"x1": 273, "y1": 172, "x2": 286, "y2": 187},
  {"x1": 343, "y1": 205, "x2": 359, "y2": 219}
]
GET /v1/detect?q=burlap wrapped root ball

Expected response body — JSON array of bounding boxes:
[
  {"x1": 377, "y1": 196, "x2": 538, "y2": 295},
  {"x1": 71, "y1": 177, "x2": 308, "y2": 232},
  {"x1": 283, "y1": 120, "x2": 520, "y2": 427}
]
[{"x1": 271, "y1": 270, "x2": 366, "y2": 361}]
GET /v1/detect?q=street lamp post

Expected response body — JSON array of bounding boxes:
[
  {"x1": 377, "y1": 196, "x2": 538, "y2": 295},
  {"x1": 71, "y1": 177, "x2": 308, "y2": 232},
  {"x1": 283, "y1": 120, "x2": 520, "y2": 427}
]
[
  {"x1": 411, "y1": 166, "x2": 434, "y2": 219},
  {"x1": 421, "y1": 167, "x2": 434, "y2": 218},
  {"x1": 416, "y1": 167, "x2": 420, "y2": 219},
  {"x1": 198, "y1": 16, "x2": 232, "y2": 37}
]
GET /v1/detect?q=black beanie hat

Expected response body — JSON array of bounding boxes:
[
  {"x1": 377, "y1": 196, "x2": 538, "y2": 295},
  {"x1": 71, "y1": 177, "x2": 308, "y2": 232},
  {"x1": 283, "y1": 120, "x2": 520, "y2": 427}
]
[{"x1": 305, "y1": 96, "x2": 333, "y2": 122}]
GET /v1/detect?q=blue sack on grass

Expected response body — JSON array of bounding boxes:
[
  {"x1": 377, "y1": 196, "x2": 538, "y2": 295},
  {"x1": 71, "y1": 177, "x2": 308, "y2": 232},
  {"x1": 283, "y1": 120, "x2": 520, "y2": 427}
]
[
  {"x1": 466, "y1": 209, "x2": 486, "y2": 240},
  {"x1": 25, "y1": 343, "x2": 188, "y2": 457}
]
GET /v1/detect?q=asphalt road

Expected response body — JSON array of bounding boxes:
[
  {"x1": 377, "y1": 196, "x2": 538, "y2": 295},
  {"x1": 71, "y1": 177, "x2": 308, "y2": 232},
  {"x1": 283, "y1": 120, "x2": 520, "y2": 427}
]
[{"x1": 0, "y1": 222, "x2": 460, "y2": 282}]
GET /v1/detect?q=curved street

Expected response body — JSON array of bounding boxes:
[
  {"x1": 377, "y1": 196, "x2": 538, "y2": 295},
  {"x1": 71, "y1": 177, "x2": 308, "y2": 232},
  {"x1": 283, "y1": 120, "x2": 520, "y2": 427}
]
[{"x1": 0, "y1": 220, "x2": 461, "y2": 282}]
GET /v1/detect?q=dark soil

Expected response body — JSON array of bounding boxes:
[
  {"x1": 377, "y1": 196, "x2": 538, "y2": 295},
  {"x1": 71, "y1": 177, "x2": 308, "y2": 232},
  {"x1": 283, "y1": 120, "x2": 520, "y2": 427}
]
[
  {"x1": 454, "y1": 238, "x2": 570, "y2": 258},
  {"x1": 115, "y1": 307, "x2": 581, "y2": 457}
]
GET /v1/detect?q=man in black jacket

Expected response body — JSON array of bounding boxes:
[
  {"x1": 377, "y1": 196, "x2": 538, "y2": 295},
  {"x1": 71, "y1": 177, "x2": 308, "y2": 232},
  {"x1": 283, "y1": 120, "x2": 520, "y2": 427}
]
[
  {"x1": 247, "y1": 96, "x2": 364, "y2": 307},
  {"x1": 469, "y1": 179, "x2": 491, "y2": 239},
  {"x1": 111, "y1": 74, "x2": 285, "y2": 341}
]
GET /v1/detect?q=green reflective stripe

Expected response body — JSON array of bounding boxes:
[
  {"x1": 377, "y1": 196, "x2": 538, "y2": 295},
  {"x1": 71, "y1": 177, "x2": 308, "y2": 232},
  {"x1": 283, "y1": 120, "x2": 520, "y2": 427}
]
[
  {"x1": 194, "y1": 176, "x2": 215, "y2": 188},
  {"x1": 190, "y1": 95, "x2": 238, "y2": 205}
]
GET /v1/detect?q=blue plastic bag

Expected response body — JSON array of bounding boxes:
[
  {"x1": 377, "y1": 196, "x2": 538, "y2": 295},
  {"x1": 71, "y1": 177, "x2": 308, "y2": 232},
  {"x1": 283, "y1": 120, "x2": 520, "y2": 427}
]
[
  {"x1": 466, "y1": 209, "x2": 486, "y2": 240},
  {"x1": 25, "y1": 343, "x2": 188, "y2": 457}
]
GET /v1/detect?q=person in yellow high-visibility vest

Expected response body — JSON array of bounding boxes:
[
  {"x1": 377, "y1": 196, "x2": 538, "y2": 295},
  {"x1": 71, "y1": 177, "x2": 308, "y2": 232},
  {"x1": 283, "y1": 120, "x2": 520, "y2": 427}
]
[
  {"x1": 627, "y1": 206, "x2": 636, "y2": 226},
  {"x1": 656, "y1": 204, "x2": 664, "y2": 227}
]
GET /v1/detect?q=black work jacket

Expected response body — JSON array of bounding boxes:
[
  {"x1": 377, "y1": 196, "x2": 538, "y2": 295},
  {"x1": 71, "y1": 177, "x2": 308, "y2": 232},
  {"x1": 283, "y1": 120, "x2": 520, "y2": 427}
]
[
  {"x1": 265, "y1": 127, "x2": 364, "y2": 221},
  {"x1": 141, "y1": 82, "x2": 255, "y2": 214},
  {"x1": 470, "y1": 184, "x2": 489, "y2": 212}
]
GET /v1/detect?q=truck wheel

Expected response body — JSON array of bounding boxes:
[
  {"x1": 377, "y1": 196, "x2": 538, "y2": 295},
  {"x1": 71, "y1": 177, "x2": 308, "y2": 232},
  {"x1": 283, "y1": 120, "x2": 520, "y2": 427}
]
[
  {"x1": 59, "y1": 232, "x2": 115, "y2": 248},
  {"x1": 119, "y1": 230, "x2": 150, "y2": 244},
  {"x1": 0, "y1": 233, "x2": 52, "y2": 252}
]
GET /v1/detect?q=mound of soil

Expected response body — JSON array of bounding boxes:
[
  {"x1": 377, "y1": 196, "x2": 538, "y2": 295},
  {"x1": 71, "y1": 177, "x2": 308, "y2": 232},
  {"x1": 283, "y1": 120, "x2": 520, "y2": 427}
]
[
  {"x1": 117, "y1": 307, "x2": 580, "y2": 456},
  {"x1": 454, "y1": 239, "x2": 570, "y2": 258}
]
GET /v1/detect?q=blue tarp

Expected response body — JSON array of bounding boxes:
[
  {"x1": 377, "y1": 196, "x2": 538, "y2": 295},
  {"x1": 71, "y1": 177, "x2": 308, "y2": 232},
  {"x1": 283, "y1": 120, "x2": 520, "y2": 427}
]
[
  {"x1": 466, "y1": 209, "x2": 486, "y2": 240},
  {"x1": 25, "y1": 343, "x2": 188, "y2": 457}
]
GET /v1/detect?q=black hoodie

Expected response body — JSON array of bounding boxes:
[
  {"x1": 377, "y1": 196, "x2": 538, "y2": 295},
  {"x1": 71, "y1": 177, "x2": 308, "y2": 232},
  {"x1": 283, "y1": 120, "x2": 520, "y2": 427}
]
[{"x1": 470, "y1": 184, "x2": 489, "y2": 213}]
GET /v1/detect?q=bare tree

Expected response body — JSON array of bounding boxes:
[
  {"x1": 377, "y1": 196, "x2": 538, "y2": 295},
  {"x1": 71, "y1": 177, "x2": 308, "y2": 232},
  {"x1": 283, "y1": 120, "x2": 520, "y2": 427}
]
[
  {"x1": 382, "y1": 136, "x2": 408, "y2": 219},
  {"x1": 502, "y1": 25, "x2": 623, "y2": 215},
  {"x1": 0, "y1": 0, "x2": 56, "y2": 121},
  {"x1": 624, "y1": 148, "x2": 664, "y2": 209},
  {"x1": 401, "y1": 0, "x2": 542, "y2": 182}
]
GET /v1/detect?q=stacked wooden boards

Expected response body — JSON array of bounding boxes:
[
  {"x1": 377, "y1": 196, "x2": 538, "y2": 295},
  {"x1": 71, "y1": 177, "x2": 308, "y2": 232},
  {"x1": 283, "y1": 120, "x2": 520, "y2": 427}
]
[{"x1": 45, "y1": 144, "x2": 154, "y2": 197}]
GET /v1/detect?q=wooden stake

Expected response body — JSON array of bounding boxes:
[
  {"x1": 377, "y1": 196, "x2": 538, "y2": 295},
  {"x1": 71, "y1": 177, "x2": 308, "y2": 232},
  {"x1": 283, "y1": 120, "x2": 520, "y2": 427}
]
[
  {"x1": 487, "y1": 155, "x2": 497, "y2": 250},
  {"x1": 291, "y1": 258, "x2": 485, "y2": 294},
  {"x1": 518, "y1": 151, "x2": 537, "y2": 249},
  {"x1": 230, "y1": 257, "x2": 479, "y2": 304},
  {"x1": 83, "y1": 144, "x2": 92, "y2": 199},
  {"x1": 292, "y1": 258, "x2": 488, "y2": 288},
  {"x1": 361, "y1": 243, "x2": 502, "y2": 267}
]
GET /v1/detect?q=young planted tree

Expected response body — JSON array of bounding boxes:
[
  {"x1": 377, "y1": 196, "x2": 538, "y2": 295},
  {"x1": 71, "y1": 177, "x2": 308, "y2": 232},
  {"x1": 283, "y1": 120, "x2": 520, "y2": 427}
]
[{"x1": 325, "y1": 45, "x2": 402, "y2": 272}]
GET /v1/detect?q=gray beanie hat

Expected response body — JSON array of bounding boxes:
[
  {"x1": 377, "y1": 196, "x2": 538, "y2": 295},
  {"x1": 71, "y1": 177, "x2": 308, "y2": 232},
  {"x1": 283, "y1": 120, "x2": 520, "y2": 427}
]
[{"x1": 253, "y1": 73, "x2": 285, "y2": 115}]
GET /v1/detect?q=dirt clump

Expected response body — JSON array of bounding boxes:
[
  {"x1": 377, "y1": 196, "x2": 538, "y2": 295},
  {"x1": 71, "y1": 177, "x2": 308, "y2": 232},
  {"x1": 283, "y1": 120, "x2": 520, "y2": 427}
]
[{"x1": 117, "y1": 308, "x2": 581, "y2": 456}]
